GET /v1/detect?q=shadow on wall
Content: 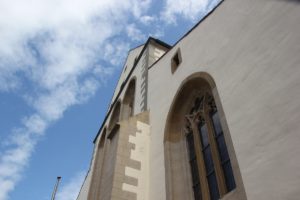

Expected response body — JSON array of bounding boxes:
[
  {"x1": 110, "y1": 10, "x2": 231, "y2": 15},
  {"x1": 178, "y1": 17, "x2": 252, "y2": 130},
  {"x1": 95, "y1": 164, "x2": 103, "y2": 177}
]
[
  {"x1": 277, "y1": 0, "x2": 300, "y2": 4},
  {"x1": 140, "y1": 55, "x2": 148, "y2": 112}
]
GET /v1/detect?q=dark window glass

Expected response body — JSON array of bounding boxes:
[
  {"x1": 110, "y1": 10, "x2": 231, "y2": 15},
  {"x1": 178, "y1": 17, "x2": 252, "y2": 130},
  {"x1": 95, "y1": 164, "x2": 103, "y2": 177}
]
[
  {"x1": 186, "y1": 132, "x2": 202, "y2": 200},
  {"x1": 211, "y1": 111, "x2": 236, "y2": 192},
  {"x1": 207, "y1": 172, "x2": 220, "y2": 200},
  {"x1": 223, "y1": 161, "x2": 236, "y2": 191},
  {"x1": 199, "y1": 124, "x2": 209, "y2": 148},
  {"x1": 212, "y1": 112, "x2": 222, "y2": 136},
  {"x1": 191, "y1": 159, "x2": 199, "y2": 185},
  {"x1": 193, "y1": 184, "x2": 202, "y2": 200},
  {"x1": 216, "y1": 134, "x2": 229, "y2": 163},
  {"x1": 203, "y1": 147, "x2": 214, "y2": 174},
  {"x1": 187, "y1": 132, "x2": 196, "y2": 159},
  {"x1": 173, "y1": 54, "x2": 180, "y2": 66}
]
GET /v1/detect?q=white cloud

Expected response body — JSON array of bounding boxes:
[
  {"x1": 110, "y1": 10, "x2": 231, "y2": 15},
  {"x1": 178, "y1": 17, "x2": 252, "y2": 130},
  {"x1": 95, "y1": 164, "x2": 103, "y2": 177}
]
[
  {"x1": 103, "y1": 41, "x2": 131, "y2": 66},
  {"x1": 0, "y1": 129, "x2": 35, "y2": 200},
  {"x1": 93, "y1": 65, "x2": 114, "y2": 84},
  {"x1": 0, "y1": 0, "x2": 154, "y2": 199},
  {"x1": 130, "y1": 0, "x2": 152, "y2": 19},
  {"x1": 23, "y1": 114, "x2": 47, "y2": 135},
  {"x1": 126, "y1": 24, "x2": 146, "y2": 42},
  {"x1": 0, "y1": 180, "x2": 14, "y2": 200},
  {"x1": 56, "y1": 171, "x2": 86, "y2": 200},
  {"x1": 0, "y1": 0, "x2": 152, "y2": 92},
  {"x1": 150, "y1": 27, "x2": 165, "y2": 39},
  {"x1": 161, "y1": 0, "x2": 221, "y2": 24},
  {"x1": 140, "y1": 15, "x2": 156, "y2": 25}
]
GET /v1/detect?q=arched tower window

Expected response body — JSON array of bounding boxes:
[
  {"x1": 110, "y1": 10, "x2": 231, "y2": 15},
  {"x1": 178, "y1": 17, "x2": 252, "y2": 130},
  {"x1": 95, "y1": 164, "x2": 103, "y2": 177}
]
[
  {"x1": 88, "y1": 129, "x2": 107, "y2": 200},
  {"x1": 96, "y1": 101, "x2": 121, "y2": 199},
  {"x1": 108, "y1": 101, "x2": 121, "y2": 132},
  {"x1": 165, "y1": 74, "x2": 244, "y2": 200},
  {"x1": 122, "y1": 79, "x2": 136, "y2": 120}
]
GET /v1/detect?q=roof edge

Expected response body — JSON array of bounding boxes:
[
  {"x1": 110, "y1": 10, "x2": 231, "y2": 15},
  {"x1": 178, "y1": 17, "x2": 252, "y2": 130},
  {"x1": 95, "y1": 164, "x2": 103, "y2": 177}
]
[
  {"x1": 93, "y1": 0, "x2": 224, "y2": 143},
  {"x1": 148, "y1": 0, "x2": 224, "y2": 69},
  {"x1": 93, "y1": 37, "x2": 171, "y2": 143}
]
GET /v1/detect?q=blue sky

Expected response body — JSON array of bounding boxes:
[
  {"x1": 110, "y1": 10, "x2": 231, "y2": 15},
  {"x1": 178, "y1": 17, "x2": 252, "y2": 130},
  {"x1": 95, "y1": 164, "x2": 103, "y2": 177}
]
[{"x1": 0, "y1": 0, "x2": 220, "y2": 199}]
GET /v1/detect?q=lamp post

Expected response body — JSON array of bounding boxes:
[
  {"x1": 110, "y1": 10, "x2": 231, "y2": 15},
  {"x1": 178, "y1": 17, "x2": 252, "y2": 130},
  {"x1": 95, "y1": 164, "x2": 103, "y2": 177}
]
[{"x1": 51, "y1": 176, "x2": 61, "y2": 200}]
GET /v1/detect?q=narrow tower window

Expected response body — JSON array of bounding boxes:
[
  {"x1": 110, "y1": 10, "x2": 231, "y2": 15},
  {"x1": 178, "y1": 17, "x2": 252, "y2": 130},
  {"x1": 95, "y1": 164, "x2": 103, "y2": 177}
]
[
  {"x1": 121, "y1": 79, "x2": 136, "y2": 120},
  {"x1": 171, "y1": 48, "x2": 182, "y2": 73}
]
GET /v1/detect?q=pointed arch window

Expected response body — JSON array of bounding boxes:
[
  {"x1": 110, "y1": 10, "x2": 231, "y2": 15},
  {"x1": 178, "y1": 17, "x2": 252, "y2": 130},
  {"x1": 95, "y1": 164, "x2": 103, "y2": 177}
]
[
  {"x1": 122, "y1": 79, "x2": 136, "y2": 120},
  {"x1": 185, "y1": 93, "x2": 236, "y2": 200},
  {"x1": 107, "y1": 101, "x2": 121, "y2": 139},
  {"x1": 87, "y1": 129, "x2": 107, "y2": 200}
]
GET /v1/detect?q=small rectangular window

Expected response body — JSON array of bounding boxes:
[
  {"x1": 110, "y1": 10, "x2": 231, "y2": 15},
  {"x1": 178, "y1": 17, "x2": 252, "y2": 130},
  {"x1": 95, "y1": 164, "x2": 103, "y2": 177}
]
[
  {"x1": 171, "y1": 48, "x2": 182, "y2": 73},
  {"x1": 134, "y1": 56, "x2": 138, "y2": 65}
]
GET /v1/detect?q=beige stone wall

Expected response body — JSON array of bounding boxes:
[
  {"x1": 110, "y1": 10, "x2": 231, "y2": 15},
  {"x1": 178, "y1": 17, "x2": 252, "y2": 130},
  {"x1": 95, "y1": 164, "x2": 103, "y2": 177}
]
[
  {"x1": 78, "y1": 40, "x2": 168, "y2": 200},
  {"x1": 110, "y1": 111, "x2": 150, "y2": 200},
  {"x1": 99, "y1": 129, "x2": 119, "y2": 200},
  {"x1": 106, "y1": 40, "x2": 168, "y2": 132},
  {"x1": 109, "y1": 40, "x2": 169, "y2": 116},
  {"x1": 78, "y1": 112, "x2": 150, "y2": 200},
  {"x1": 148, "y1": 0, "x2": 300, "y2": 199},
  {"x1": 87, "y1": 133, "x2": 107, "y2": 200},
  {"x1": 77, "y1": 171, "x2": 92, "y2": 200}
]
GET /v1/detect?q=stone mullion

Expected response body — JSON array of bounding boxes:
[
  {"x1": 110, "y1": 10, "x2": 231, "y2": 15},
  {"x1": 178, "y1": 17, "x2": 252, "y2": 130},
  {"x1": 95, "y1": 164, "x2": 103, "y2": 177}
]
[
  {"x1": 203, "y1": 103, "x2": 227, "y2": 197},
  {"x1": 191, "y1": 118, "x2": 210, "y2": 200}
]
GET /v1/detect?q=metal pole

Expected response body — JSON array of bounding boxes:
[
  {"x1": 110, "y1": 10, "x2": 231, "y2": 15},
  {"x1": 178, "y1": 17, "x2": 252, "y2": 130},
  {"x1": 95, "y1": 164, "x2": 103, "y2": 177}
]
[{"x1": 51, "y1": 176, "x2": 61, "y2": 200}]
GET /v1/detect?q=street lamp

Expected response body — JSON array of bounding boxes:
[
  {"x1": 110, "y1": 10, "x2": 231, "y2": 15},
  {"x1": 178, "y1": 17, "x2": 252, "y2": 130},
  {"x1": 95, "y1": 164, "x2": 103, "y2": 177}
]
[{"x1": 51, "y1": 176, "x2": 61, "y2": 200}]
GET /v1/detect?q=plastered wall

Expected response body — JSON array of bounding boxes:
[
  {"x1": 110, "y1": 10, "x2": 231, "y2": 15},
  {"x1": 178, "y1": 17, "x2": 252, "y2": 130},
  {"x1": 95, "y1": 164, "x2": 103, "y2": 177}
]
[{"x1": 148, "y1": 0, "x2": 300, "y2": 199}]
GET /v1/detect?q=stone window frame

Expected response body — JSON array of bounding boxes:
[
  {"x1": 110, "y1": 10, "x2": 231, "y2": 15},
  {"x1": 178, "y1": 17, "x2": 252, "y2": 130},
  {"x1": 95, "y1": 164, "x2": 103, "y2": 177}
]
[
  {"x1": 121, "y1": 78, "x2": 136, "y2": 120},
  {"x1": 108, "y1": 101, "x2": 121, "y2": 138},
  {"x1": 87, "y1": 128, "x2": 108, "y2": 200},
  {"x1": 184, "y1": 90, "x2": 236, "y2": 200},
  {"x1": 164, "y1": 73, "x2": 246, "y2": 200}
]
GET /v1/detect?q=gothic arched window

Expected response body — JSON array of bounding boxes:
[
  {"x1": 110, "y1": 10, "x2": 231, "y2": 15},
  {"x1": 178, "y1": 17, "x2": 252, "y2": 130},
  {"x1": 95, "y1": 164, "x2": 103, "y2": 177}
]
[
  {"x1": 122, "y1": 79, "x2": 136, "y2": 120},
  {"x1": 164, "y1": 74, "x2": 245, "y2": 200},
  {"x1": 185, "y1": 93, "x2": 235, "y2": 200},
  {"x1": 88, "y1": 129, "x2": 107, "y2": 200},
  {"x1": 108, "y1": 101, "x2": 121, "y2": 133}
]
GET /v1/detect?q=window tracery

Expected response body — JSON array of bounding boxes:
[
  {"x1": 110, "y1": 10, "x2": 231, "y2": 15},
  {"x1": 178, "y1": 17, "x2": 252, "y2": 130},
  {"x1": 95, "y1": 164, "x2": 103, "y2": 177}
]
[{"x1": 184, "y1": 93, "x2": 236, "y2": 200}]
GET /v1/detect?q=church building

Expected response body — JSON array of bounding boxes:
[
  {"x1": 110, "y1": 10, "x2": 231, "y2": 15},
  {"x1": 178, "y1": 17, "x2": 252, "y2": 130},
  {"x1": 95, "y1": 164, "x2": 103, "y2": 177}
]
[{"x1": 77, "y1": 0, "x2": 300, "y2": 199}]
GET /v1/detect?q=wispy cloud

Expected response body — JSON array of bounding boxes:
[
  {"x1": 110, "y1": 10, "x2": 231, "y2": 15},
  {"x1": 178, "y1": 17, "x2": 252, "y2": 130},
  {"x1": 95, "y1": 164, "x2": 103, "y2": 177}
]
[
  {"x1": 0, "y1": 127, "x2": 37, "y2": 200},
  {"x1": 126, "y1": 24, "x2": 146, "y2": 42},
  {"x1": 160, "y1": 0, "x2": 221, "y2": 24},
  {"x1": 56, "y1": 171, "x2": 85, "y2": 200},
  {"x1": 0, "y1": 0, "x2": 152, "y2": 199},
  {"x1": 140, "y1": 15, "x2": 157, "y2": 25}
]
